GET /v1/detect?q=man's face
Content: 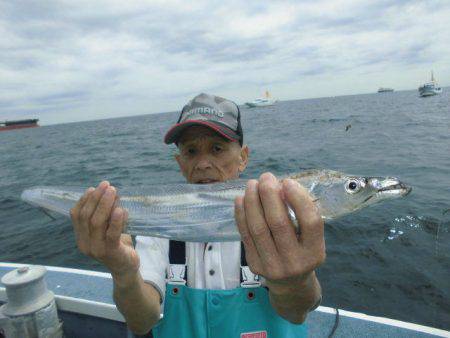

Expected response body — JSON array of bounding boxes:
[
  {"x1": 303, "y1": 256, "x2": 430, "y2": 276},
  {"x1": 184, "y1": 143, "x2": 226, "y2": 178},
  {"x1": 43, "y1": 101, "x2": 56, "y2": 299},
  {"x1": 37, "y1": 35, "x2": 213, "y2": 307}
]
[{"x1": 175, "y1": 125, "x2": 249, "y2": 184}]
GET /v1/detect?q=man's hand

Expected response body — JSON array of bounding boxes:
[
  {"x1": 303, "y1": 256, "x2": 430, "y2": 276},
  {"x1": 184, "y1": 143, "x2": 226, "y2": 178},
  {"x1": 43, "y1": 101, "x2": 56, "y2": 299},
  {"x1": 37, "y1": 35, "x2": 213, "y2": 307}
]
[
  {"x1": 234, "y1": 172, "x2": 325, "y2": 322},
  {"x1": 70, "y1": 181, "x2": 140, "y2": 279},
  {"x1": 71, "y1": 181, "x2": 162, "y2": 334}
]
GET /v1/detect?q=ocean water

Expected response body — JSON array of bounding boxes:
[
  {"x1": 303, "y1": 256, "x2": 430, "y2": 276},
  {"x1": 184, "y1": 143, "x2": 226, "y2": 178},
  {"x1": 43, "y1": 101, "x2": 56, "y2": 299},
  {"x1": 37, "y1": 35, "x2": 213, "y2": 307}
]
[{"x1": 1, "y1": 89, "x2": 449, "y2": 330}]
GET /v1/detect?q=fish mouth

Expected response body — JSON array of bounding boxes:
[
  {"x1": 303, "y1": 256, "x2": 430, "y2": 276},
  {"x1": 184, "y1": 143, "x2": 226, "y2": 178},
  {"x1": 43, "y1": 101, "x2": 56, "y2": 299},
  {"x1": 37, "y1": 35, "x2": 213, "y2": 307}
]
[{"x1": 377, "y1": 182, "x2": 412, "y2": 196}]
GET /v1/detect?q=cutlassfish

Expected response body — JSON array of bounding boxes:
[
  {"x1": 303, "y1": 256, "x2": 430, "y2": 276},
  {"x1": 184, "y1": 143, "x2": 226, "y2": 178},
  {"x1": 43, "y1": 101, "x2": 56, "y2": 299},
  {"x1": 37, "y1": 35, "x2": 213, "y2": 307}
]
[{"x1": 21, "y1": 169, "x2": 411, "y2": 242}]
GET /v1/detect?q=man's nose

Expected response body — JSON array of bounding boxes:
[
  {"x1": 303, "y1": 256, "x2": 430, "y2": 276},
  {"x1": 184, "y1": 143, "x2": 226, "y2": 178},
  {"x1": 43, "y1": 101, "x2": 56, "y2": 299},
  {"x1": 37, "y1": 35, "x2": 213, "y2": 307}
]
[{"x1": 195, "y1": 156, "x2": 213, "y2": 170}]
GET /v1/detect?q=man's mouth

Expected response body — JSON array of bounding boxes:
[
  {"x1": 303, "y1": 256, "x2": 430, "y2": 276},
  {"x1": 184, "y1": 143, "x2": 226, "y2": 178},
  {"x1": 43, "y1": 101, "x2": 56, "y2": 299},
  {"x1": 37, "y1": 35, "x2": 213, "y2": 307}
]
[{"x1": 196, "y1": 179, "x2": 219, "y2": 184}]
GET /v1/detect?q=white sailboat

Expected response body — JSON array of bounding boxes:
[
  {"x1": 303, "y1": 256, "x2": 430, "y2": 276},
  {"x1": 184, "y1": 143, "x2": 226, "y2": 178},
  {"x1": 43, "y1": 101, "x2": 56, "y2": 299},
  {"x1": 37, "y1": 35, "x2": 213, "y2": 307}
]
[
  {"x1": 245, "y1": 90, "x2": 277, "y2": 107},
  {"x1": 418, "y1": 71, "x2": 443, "y2": 97}
]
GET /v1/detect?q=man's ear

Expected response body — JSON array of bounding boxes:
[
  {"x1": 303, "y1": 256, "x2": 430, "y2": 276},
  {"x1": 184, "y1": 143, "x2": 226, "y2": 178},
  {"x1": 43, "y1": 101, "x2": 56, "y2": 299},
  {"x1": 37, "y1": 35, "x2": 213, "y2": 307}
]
[{"x1": 238, "y1": 145, "x2": 249, "y2": 173}]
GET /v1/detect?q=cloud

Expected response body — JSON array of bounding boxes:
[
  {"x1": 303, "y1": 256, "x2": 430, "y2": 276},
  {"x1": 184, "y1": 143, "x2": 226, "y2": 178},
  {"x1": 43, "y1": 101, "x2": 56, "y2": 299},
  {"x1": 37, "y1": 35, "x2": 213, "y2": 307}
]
[{"x1": 1, "y1": 0, "x2": 449, "y2": 124}]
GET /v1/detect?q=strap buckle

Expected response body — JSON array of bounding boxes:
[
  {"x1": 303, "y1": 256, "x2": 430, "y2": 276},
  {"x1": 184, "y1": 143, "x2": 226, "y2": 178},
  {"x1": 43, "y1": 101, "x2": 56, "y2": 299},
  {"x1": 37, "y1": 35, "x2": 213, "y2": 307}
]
[
  {"x1": 240, "y1": 266, "x2": 261, "y2": 288},
  {"x1": 166, "y1": 264, "x2": 186, "y2": 285}
]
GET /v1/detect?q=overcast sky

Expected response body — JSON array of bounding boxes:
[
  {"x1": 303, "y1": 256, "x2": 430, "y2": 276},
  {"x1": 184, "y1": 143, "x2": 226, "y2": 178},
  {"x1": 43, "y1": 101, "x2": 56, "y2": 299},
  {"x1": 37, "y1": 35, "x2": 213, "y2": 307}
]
[{"x1": 1, "y1": 0, "x2": 449, "y2": 125}]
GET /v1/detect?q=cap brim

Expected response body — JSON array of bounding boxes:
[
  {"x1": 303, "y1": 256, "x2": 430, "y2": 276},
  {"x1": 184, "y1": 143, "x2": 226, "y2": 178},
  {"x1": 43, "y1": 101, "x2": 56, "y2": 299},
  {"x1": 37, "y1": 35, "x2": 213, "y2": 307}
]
[{"x1": 164, "y1": 120, "x2": 240, "y2": 144}]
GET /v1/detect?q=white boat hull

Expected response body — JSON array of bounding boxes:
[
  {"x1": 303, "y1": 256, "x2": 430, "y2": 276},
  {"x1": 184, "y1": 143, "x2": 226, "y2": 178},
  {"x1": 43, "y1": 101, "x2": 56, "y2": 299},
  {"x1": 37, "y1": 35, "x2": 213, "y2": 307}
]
[
  {"x1": 245, "y1": 101, "x2": 275, "y2": 107},
  {"x1": 419, "y1": 88, "x2": 442, "y2": 97},
  {"x1": 1, "y1": 262, "x2": 449, "y2": 337}
]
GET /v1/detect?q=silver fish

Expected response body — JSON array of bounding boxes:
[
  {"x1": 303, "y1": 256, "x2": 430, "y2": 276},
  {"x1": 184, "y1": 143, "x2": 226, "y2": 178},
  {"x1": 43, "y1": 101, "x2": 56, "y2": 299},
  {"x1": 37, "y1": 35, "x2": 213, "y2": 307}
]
[{"x1": 21, "y1": 169, "x2": 411, "y2": 242}]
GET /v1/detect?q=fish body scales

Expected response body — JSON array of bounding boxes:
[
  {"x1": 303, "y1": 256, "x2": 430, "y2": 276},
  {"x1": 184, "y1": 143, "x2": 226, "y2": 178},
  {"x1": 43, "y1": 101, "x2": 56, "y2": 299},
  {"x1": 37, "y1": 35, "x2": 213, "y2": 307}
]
[{"x1": 20, "y1": 170, "x2": 411, "y2": 242}]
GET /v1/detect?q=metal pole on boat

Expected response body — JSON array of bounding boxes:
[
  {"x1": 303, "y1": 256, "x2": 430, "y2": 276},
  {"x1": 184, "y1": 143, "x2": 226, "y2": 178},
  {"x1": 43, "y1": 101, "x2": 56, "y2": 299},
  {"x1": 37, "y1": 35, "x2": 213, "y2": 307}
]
[{"x1": 0, "y1": 266, "x2": 63, "y2": 338}]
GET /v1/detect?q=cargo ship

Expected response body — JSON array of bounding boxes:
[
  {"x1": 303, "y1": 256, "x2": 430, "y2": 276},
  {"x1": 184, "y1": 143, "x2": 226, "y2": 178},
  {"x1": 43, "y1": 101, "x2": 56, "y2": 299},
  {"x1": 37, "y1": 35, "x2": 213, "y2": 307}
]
[
  {"x1": 0, "y1": 118, "x2": 39, "y2": 132},
  {"x1": 378, "y1": 87, "x2": 394, "y2": 93}
]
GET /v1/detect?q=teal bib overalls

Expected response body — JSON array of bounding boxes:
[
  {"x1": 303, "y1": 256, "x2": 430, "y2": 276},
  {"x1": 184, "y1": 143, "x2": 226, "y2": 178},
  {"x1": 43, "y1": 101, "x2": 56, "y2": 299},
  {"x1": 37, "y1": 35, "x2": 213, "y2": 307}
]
[{"x1": 152, "y1": 251, "x2": 307, "y2": 338}]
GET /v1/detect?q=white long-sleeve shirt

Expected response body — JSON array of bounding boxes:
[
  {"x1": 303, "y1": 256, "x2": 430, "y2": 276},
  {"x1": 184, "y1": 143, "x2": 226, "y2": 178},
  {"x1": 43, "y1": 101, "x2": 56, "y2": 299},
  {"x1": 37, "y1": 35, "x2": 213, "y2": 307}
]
[{"x1": 135, "y1": 236, "x2": 242, "y2": 301}]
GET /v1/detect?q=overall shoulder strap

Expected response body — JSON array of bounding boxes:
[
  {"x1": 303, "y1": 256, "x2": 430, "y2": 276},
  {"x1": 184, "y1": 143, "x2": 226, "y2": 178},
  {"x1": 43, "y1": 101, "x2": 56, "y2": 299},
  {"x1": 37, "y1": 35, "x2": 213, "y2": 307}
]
[
  {"x1": 240, "y1": 242, "x2": 261, "y2": 288},
  {"x1": 169, "y1": 240, "x2": 186, "y2": 264},
  {"x1": 167, "y1": 240, "x2": 187, "y2": 284},
  {"x1": 240, "y1": 241, "x2": 247, "y2": 266}
]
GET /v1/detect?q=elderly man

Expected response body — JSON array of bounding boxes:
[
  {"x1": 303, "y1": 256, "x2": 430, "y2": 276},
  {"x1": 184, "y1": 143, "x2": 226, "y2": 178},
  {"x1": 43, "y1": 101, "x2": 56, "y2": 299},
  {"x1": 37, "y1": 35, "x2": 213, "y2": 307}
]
[{"x1": 70, "y1": 93, "x2": 325, "y2": 337}]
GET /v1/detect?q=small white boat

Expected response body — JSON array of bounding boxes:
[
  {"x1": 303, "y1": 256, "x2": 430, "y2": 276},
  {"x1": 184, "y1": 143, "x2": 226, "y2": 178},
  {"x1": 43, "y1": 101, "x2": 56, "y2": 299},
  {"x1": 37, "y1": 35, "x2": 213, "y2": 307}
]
[
  {"x1": 245, "y1": 91, "x2": 277, "y2": 107},
  {"x1": 419, "y1": 71, "x2": 442, "y2": 97}
]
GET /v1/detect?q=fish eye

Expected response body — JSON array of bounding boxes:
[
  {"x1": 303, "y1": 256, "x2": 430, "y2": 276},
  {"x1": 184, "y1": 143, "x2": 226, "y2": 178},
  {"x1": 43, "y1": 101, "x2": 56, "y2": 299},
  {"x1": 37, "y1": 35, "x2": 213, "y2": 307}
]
[{"x1": 345, "y1": 179, "x2": 363, "y2": 194}]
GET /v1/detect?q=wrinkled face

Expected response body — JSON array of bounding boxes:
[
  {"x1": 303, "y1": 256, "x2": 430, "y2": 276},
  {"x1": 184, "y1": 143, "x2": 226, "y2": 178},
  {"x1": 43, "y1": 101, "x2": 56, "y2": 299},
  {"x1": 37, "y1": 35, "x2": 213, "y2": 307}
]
[{"x1": 175, "y1": 126, "x2": 249, "y2": 184}]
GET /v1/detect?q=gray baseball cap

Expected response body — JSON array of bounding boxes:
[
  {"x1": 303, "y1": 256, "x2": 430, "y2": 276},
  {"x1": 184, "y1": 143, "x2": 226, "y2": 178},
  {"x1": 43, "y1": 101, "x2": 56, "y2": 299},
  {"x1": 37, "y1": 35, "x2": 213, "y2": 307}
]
[{"x1": 164, "y1": 93, "x2": 243, "y2": 145}]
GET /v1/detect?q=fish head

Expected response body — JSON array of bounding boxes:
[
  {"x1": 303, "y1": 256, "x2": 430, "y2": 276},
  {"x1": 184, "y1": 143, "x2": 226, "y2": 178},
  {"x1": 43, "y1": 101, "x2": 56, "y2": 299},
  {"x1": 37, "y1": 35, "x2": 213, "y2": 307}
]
[
  {"x1": 345, "y1": 175, "x2": 410, "y2": 204},
  {"x1": 302, "y1": 170, "x2": 412, "y2": 219}
]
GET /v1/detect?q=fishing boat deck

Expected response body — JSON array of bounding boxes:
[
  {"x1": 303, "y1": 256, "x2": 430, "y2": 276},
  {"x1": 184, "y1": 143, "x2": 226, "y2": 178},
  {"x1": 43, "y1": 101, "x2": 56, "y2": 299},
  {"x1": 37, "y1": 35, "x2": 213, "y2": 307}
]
[{"x1": 0, "y1": 263, "x2": 448, "y2": 337}]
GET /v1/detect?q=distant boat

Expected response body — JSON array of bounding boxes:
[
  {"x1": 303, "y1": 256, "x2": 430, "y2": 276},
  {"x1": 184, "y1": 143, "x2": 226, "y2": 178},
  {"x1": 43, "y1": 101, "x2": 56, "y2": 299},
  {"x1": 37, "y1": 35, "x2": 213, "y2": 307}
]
[
  {"x1": 378, "y1": 87, "x2": 394, "y2": 93},
  {"x1": 245, "y1": 91, "x2": 277, "y2": 108},
  {"x1": 0, "y1": 119, "x2": 39, "y2": 132},
  {"x1": 418, "y1": 71, "x2": 442, "y2": 97}
]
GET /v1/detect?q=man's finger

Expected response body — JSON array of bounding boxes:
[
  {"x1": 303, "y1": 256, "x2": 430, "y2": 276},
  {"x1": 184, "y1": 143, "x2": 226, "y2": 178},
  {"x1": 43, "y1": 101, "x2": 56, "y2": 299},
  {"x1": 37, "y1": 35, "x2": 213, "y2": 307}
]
[
  {"x1": 80, "y1": 181, "x2": 110, "y2": 225},
  {"x1": 71, "y1": 187, "x2": 95, "y2": 251},
  {"x1": 235, "y1": 196, "x2": 262, "y2": 273},
  {"x1": 106, "y1": 207, "x2": 125, "y2": 246},
  {"x1": 90, "y1": 186, "x2": 117, "y2": 243},
  {"x1": 244, "y1": 180, "x2": 280, "y2": 268},
  {"x1": 283, "y1": 179, "x2": 324, "y2": 248},
  {"x1": 71, "y1": 187, "x2": 94, "y2": 221},
  {"x1": 108, "y1": 194, "x2": 121, "y2": 231},
  {"x1": 258, "y1": 173, "x2": 299, "y2": 257}
]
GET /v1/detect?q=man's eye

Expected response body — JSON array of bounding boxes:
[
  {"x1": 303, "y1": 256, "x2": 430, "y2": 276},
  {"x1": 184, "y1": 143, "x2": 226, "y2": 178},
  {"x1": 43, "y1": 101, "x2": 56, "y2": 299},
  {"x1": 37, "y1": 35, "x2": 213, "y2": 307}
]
[
  {"x1": 186, "y1": 148, "x2": 196, "y2": 155},
  {"x1": 213, "y1": 145, "x2": 223, "y2": 153}
]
